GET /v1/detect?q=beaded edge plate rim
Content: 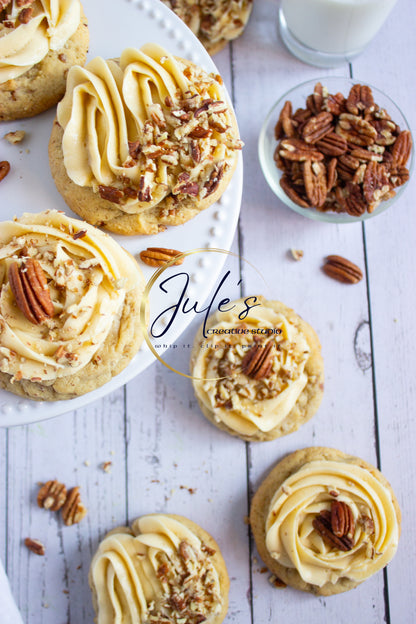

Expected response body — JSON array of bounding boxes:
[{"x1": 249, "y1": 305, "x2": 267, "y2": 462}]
[{"x1": 0, "y1": 0, "x2": 243, "y2": 426}]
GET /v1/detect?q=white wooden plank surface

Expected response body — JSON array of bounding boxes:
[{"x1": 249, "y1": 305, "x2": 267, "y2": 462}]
[{"x1": 1, "y1": 0, "x2": 415, "y2": 622}]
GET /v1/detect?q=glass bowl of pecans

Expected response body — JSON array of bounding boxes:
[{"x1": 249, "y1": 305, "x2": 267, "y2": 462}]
[{"x1": 258, "y1": 77, "x2": 413, "y2": 223}]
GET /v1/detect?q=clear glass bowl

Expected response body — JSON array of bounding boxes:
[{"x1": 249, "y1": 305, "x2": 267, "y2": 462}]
[{"x1": 258, "y1": 77, "x2": 413, "y2": 223}]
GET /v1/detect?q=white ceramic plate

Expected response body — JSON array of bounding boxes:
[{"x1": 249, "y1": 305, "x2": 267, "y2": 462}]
[{"x1": 0, "y1": 0, "x2": 243, "y2": 426}]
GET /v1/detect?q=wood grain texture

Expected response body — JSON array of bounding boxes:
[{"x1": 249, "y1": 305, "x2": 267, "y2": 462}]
[{"x1": 0, "y1": 0, "x2": 415, "y2": 622}]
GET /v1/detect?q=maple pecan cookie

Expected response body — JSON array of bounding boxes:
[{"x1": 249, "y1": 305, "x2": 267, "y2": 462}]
[
  {"x1": 190, "y1": 297, "x2": 324, "y2": 441},
  {"x1": 49, "y1": 43, "x2": 242, "y2": 236},
  {"x1": 0, "y1": 210, "x2": 145, "y2": 401},
  {"x1": 160, "y1": 0, "x2": 253, "y2": 55},
  {"x1": 250, "y1": 447, "x2": 401, "y2": 595},
  {"x1": 0, "y1": 0, "x2": 89, "y2": 121},
  {"x1": 89, "y1": 513, "x2": 230, "y2": 624}
]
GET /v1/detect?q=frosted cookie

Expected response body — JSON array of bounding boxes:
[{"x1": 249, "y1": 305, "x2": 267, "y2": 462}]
[
  {"x1": 89, "y1": 513, "x2": 229, "y2": 624},
  {"x1": 0, "y1": 0, "x2": 89, "y2": 121},
  {"x1": 49, "y1": 43, "x2": 242, "y2": 236},
  {"x1": 250, "y1": 447, "x2": 401, "y2": 595},
  {"x1": 161, "y1": 0, "x2": 254, "y2": 55},
  {"x1": 190, "y1": 297, "x2": 324, "y2": 441},
  {"x1": 0, "y1": 210, "x2": 145, "y2": 401}
]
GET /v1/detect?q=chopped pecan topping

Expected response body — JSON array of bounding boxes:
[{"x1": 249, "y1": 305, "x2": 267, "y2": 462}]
[
  {"x1": 241, "y1": 341, "x2": 274, "y2": 380},
  {"x1": 61, "y1": 487, "x2": 87, "y2": 526},
  {"x1": 19, "y1": 6, "x2": 33, "y2": 22},
  {"x1": 24, "y1": 537, "x2": 45, "y2": 556},
  {"x1": 322, "y1": 255, "x2": 363, "y2": 284},
  {"x1": 139, "y1": 247, "x2": 184, "y2": 267},
  {"x1": 73, "y1": 229, "x2": 87, "y2": 240},
  {"x1": 9, "y1": 259, "x2": 54, "y2": 325},
  {"x1": 37, "y1": 480, "x2": 67, "y2": 511},
  {"x1": 98, "y1": 184, "x2": 124, "y2": 204}
]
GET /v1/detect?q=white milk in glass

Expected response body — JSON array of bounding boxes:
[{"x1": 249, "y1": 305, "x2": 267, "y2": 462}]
[{"x1": 280, "y1": 0, "x2": 397, "y2": 61}]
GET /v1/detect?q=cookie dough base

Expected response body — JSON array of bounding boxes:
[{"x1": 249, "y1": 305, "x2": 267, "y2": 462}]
[
  {"x1": 191, "y1": 299, "x2": 324, "y2": 442},
  {"x1": 0, "y1": 15, "x2": 89, "y2": 121},
  {"x1": 49, "y1": 120, "x2": 238, "y2": 236},
  {"x1": 249, "y1": 447, "x2": 401, "y2": 596},
  {"x1": 89, "y1": 513, "x2": 230, "y2": 624},
  {"x1": 0, "y1": 287, "x2": 143, "y2": 401}
]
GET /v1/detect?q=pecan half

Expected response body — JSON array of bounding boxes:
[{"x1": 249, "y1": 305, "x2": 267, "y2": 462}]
[
  {"x1": 336, "y1": 113, "x2": 377, "y2": 147},
  {"x1": 9, "y1": 259, "x2": 54, "y2": 324},
  {"x1": 346, "y1": 84, "x2": 375, "y2": 115},
  {"x1": 24, "y1": 537, "x2": 45, "y2": 556},
  {"x1": 344, "y1": 182, "x2": 367, "y2": 216},
  {"x1": 363, "y1": 161, "x2": 390, "y2": 204},
  {"x1": 61, "y1": 487, "x2": 87, "y2": 526},
  {"x1": 0, "y1": 160, "x2": 10, "y2": 182},
  {"x1": 275, "y1": 100, "x2": 295, "y2": 139},
  {"x1": 241, "y1": 341, "x2": 274, "y2": 380},
  {"x1": 306, "y1": 82, "x2": 324, "y2": 114},
  {"x1": 139, "y1": 247, "x2": 184, "y2": 267},
  {"x1": 313, "y1": 509, "x2": 354, "y2": 551},
  {"x1": 280, "y1": 175, "x2": 310, "y2": 208},
  {"x1": 316, "y1": 132, "x2": 347, "y2": 156},
  {"x1": 302, "y1": 111, "x2": 333, "y2": 144},
  {"x1": 322, "y1": 255, "x2": 363, "y2": 284},
  {"x1": 279, "y1": 138, "x2": 323, "y2": 162},
  {"x1": 302, "y1": 160, "x2": 327, "y2": 207},
  {"x1": 37, "y1": 480, "x2": 67, "y2": 511},
  {"x1": 331, "y1": 500, "x2": 355, "y2": 539},
  {"x1": 391, "y1": 130, "x2": 412, "y2": 167}
]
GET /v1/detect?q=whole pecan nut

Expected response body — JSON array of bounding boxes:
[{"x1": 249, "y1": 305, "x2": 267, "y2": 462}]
[
  {"x1": 322, "y1": 255, "x2": 363, "y2": 284},
  {"x1": 61, "y1": 487, "x2": 87, "y2": 526},
  {"x1": 24, "y1": 537, "x2": 45, "y2": 556},
  {"x1": 139, "y1": 247, "x2": 184, "y2": 267},
  {"x1": 313, "y1": 509, "x2": 354, "y2": 551},
  {"x1": 0, "y1": 160, "x2": 10, "y2": 182},
  {"x1": 331, "y1": 500, "x2": 355, "y2": 539},
  {"x1": 37, "y1": 480, "x2": 67, "y2": 511},
  {"x1": 9, "y1": 259, "x2": 54, "y2": 325},
  {"x1": 241, "y1": 341, "x2": 274, "y2": 380}
]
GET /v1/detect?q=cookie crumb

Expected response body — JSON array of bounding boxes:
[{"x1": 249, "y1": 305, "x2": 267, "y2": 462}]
[
  {"x1": 4, "y1": 130, "x2": 25, "y2": 144},
  {"x1": 101, "y1": 461, "x2": 112, "y2": 473},
  {"x1": 290, "y1": 248, "x2": 304, "y2": 261}
]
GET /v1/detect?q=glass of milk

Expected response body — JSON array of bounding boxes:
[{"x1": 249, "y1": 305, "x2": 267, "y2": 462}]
[{"x1": 279, "y1": 0, "x2": 398, "y2": 67}]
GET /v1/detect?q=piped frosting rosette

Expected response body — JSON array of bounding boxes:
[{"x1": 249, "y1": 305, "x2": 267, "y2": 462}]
[
  {"x1": 56, "y1": 43, "x2": 242, "y2": 217},
  {"x1": 191, "y1": 298, "x2": 323, "y2": 440},
  {"x1": 0, "y1": 211, "x2": 143, "y2": 395},
  {"x1": 0, "y1": 0, "x2": 81, "y2": 83},
  {"x1": 249, "y1": 448, "x2": 401, "y2": 594},
  {"x1": 89, "y1": 514, "x2": 229, "y2": 624}
]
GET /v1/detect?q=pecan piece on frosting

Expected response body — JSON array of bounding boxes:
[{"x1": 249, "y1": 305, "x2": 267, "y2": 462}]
[
  {"x1": 98, "y1": 184, "x2": 124, "y2": 204},
  {"x1": 37, "y1": 480, "x2": 67, "y2": 511},
  {"x1": 331, "y1": 500, "x2": 355, "y2": 539},
  {"x1": 241, "y1": 341, "x2": 274, "y2": 380},
  {"x1": 313, "y1": 509, "x2": 354, "y2": 551},
  {"x1": 139, "y1": 247, "x2": 184, "y2": 267},
  {"x1": 9, "y1": 259, "x2": 54, "y2": 325}
]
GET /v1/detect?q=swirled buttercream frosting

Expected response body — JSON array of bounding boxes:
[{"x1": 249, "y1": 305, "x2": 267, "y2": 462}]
[
  {"x1": 0, "y1": 210, "x2": 142, "y2": 386},
  {"x1": 56, "y1": 43, "x2": 242, "y2": 215},
  {"x1": 0, "y1": 0, "x2": 81, "y2": 83},
  {"x1": 263, "y1": 452, "x2": 400, "y2": 589},
  {"x1": 89, "y1": 514, "x2": 228, "y2": 624},
  {"x1": 191, "y1": 298, "x2": 323, "y2": 439}
]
